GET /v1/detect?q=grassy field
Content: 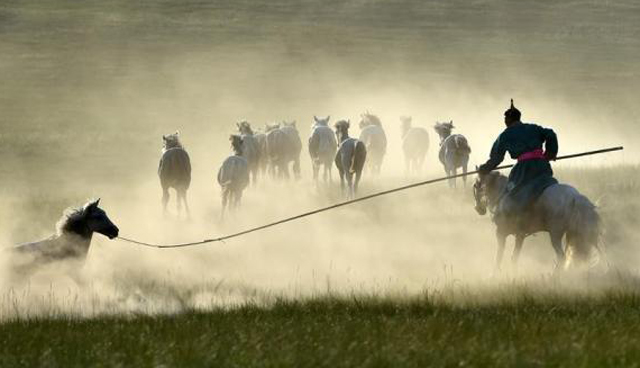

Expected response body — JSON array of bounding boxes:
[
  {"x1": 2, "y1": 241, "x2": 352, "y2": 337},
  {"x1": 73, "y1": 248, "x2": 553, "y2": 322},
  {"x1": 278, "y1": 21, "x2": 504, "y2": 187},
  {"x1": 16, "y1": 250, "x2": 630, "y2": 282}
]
[{"x1": 3, "y1": 289, "x2": 640, "y2": 367}]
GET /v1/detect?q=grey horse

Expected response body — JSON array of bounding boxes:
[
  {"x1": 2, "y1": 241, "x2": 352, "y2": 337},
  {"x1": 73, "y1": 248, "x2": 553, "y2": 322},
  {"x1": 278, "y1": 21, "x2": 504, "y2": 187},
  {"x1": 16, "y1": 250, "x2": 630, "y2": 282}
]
[
  {"x1": 217, "y1": 135, "x2": 250, "y2": 220},
  {"x1": 358, "y1": 112, "x2": 387, "y2": 175},
  {"x1": 237, "y1": 121, "x2": 261, "y2": 185},
  {"x1": 158, "y1": 132, "x2": 191, "y2": 216},
  {"x1": 334, "y1": 120, "x2": 367, "y2": 199},
  {"x1": 400, "y1": 116, "x2": 430, "y2": 175},
  {"x1": 265, "y1": 123, "x2": 288, "y2": 179},
  {"x1": 254, "y1": 128, "x2": 268, "y2": 177},
  {"x1": 281, "y1": 120, "x2": 303, "y2": 179},
  {"x1": 473, "y1": 172, "x2": 602, "y2": 271},
  {"x1": 434, "y1": 121, "x2": 471, "y2": 188},
  {"x1": 309, "y1": 115, "x2": 338, "y2": 182},
  {"x1": 265, "y1": 122, "x2": 302, "y2": 180},
  {"x1": 9, "y1": 199, "x2": 119, "y2": 280}
]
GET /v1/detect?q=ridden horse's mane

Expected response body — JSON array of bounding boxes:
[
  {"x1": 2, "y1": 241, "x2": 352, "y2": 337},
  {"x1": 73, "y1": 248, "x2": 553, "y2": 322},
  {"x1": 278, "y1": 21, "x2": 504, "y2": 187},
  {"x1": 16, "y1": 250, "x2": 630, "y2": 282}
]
[{"x1": 478, "y1": 172, "x2": 508, "y2": 210}]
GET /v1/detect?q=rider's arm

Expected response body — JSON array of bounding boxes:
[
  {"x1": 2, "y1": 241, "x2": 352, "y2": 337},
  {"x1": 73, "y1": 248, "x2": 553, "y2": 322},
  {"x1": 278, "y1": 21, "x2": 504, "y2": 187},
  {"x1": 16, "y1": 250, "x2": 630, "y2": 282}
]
[
  {"x1": 478, "y1": 137, "x2": 506, "y2": 174},
  {"x1": 541, "y1": 127, "x2": 558, "y2": 160}
]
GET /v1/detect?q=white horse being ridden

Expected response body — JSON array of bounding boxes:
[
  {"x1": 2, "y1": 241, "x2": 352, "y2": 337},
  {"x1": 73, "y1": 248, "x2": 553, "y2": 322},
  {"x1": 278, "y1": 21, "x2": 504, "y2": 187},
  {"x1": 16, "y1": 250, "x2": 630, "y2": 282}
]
[
  {"x1": 218, "y1": 135, "x2": 250, "y2": 220},
  {"x1": 309, "y1": 115, "x2": 338, "y2": 183},
  {"x1": 334, "y1": 120, "x2": 367, "y2": 199},
  {"x1": 473, "y1": 172, "x2": 602, "y2": 271},
  {"x1": 8, "y1": 199, "x2": 119, "y2": 281},
  {"x1": 158, "y1": 132, "x2": 191, "y2": 216}
]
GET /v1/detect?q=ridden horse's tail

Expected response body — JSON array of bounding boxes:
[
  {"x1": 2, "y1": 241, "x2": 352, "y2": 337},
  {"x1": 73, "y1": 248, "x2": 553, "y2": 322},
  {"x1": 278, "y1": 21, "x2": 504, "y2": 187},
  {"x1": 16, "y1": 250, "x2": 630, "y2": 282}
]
[
  {"x1": 350, "y1": 140, "x2": 367, "y2": 174},
  {"x1": 565, "y1": 193, "x2": 602, "y2": 267}
]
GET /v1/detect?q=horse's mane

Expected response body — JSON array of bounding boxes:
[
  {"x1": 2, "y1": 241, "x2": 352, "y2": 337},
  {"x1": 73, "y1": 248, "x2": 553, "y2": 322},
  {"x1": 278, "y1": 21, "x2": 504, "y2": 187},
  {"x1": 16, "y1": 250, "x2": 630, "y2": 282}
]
[
  {"x1": 334, "y1": 119, "x2": 350, "y2": 131},
  {"x1": 55, "y1": 201, "x2": 94, "y2": 236},
  {"x1": 484, "y1": 173, "x2": 508, "y2": 207},
  {"x1": 163, "y1": 133, "x2": 183, "y2": 152},
  {"x1": 238, "y1": 121, "x2": 254, "y2": 135},
  {"x1": 363, "y1": 114, "x2": 382, "y2": 127}
]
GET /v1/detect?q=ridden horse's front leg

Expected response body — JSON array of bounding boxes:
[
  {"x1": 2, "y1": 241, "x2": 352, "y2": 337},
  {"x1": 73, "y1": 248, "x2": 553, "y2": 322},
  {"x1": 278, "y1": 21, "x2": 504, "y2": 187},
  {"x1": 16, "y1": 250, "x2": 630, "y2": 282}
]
[
  {"x1": 512, "y1": 234, "x2": 525, "y2": 266},
  {"x1": 495, "y1": 231, "x2": 507, "y2": 272},
  {"x1": 550, "y1": 231, "x2": 567, "y2": 271}
]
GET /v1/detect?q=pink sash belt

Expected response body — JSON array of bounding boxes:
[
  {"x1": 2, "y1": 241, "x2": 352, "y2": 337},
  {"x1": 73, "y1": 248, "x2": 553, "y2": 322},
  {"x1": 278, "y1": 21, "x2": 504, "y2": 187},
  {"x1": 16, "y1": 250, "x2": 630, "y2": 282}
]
[{"x1": 518, "y1": 148, "x2": 545, "y2": 162}]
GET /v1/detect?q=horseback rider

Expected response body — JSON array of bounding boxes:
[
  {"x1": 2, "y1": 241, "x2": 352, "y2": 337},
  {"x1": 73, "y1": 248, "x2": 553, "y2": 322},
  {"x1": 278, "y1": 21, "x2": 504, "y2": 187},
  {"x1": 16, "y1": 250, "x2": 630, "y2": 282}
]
[{"x1": 478, "y1": 100, "x2": 558, "y2": 227}]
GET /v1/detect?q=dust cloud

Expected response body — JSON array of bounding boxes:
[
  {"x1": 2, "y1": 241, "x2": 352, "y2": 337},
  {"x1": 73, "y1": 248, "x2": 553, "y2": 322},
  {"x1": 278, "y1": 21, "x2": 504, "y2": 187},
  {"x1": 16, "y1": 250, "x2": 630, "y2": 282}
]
[{"x1": 0, "y1": 0, "x2": 639, "y2": 318}]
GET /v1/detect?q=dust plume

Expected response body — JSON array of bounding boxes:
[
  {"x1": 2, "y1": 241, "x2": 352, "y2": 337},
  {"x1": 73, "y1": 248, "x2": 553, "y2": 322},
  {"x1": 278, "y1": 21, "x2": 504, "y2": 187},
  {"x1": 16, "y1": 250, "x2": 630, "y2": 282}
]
[{"x1": 0, "y1": 0, "x2": 639, "y2": 318}]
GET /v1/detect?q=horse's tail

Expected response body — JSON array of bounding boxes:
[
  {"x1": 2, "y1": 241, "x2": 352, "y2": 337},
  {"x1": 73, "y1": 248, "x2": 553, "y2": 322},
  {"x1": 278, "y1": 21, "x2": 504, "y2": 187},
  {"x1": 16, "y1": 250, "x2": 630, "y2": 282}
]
[
  {"x1": 454, "y1": 135, "x2": 471, "y2": 154},
  {"x1": 565, "y1": 194, "x2": 602, "y2": 267},
  {"x1": 350, "y1": 140, "x2": 367, "y2": 174},
  {"x1": 218, "y1": 156, "x2": 250, "y2": 190}
]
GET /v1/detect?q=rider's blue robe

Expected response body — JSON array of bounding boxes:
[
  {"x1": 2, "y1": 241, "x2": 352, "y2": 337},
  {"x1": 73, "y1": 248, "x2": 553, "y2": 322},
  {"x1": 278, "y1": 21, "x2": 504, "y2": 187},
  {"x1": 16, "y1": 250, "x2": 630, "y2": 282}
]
[{"x1": 479, "y1": 122, "x2": 558, "y2": 217}]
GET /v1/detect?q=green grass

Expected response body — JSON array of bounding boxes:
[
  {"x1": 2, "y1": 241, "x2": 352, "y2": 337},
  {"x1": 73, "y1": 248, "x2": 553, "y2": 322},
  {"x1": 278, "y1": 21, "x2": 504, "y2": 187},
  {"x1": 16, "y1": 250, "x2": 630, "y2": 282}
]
[{"x1": 3, "y1": 292, "x2": 640, "y2": 367}]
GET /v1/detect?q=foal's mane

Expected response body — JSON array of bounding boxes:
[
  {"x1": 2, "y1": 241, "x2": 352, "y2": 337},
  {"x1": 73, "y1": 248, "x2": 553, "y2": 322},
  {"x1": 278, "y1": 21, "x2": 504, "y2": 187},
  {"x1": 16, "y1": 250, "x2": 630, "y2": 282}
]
[{"x1": 55, "y1": 201, "x2": 95, "y2": 235}]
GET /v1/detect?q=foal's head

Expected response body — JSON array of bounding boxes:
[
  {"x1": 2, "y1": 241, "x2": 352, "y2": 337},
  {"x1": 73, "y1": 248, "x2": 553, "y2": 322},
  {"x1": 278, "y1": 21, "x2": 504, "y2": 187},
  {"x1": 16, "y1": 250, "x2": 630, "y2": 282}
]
[{"x1": 58, "y1": 199, "x2": 119, "y2": 239}]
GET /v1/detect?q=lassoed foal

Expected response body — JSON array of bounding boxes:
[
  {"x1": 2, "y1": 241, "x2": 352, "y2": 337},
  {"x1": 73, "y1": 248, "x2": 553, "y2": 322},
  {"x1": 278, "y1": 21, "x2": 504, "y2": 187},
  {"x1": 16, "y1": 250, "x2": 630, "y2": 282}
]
[{"x1": 8, "y1": 199, "x2": 119, "y2": 281}]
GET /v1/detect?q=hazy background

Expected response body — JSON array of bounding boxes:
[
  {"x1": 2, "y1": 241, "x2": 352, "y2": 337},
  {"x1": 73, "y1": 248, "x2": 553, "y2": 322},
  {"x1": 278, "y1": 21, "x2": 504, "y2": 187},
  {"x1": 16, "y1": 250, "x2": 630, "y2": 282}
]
[{"x1": 0, "y1": 0, "x2": 638, "y2": 316}]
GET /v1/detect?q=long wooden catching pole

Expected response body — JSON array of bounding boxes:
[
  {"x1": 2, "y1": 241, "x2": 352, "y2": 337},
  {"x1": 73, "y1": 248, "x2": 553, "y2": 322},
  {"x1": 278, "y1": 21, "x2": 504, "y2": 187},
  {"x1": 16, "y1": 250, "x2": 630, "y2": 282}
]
[{"x1": 117, "y1": 146, "x2": 623, "y2": 249}]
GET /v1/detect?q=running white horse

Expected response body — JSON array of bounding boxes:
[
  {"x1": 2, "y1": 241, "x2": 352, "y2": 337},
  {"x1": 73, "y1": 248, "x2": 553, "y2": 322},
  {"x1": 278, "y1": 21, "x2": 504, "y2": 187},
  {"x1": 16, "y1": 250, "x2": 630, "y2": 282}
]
[
  {"x1": 473, "y1": 172, "x2": 602, "y2": 271},
  {"x1": 400, "y1": 116, "x2": 430, "y2": 175},
  {"x1": 334, "y1": 120, "x2": 367, "y2": 199},
  {"x1": 217, "y1": 135, "x2": 250, "y2": 220},
  {"x1": 237, "y1": 121, "x2": 262, "y2": 185},
  {"x1": 158, "y1": 132, "x2": 191, "y2": 215},
  {"x1": 309, "y1": 115, "x2": 338, "y2": 182},
  {"x1": 8, "y1": 199, "x2": 119, "y2": 280},
  {"x1": 434, "y1": 121, "x2": 471, "y2": 188},
  {"x1": 358, "y1": 112, "x2": 387, "y2": 175}
]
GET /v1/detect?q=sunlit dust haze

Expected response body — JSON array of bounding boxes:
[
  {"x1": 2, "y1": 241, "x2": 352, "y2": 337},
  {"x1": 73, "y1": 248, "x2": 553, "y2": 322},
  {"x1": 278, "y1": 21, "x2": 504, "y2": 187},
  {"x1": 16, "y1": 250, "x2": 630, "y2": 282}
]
[{"x1": 1, "y1": 0, "x2": 639, "y2": 319}]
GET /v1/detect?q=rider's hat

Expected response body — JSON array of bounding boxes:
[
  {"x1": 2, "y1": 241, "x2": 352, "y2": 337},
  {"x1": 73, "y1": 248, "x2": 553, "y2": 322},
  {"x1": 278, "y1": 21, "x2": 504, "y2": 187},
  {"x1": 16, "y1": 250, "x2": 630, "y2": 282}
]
[{"x1": 504, "y1": 99, "x2": 521, "y2": 121}]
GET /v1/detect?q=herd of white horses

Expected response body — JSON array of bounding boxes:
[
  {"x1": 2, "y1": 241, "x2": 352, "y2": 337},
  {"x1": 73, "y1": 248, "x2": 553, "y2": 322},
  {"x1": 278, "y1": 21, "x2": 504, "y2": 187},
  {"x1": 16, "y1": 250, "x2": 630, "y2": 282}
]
[
  {"x1": 4, "y1": 113, "x2": 605, "y2": 282},
  {"x1": 160, "y1": 113, "x2": 473, "y2": 219}
]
